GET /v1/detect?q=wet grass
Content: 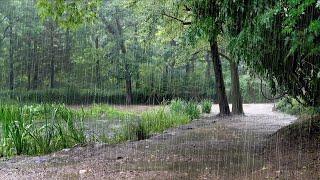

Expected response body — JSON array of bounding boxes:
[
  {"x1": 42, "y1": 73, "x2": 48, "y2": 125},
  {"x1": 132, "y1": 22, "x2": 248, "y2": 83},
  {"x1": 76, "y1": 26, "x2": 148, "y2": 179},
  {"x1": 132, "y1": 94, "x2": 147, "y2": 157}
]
[
  {"x1": 0, "y1": 104, "x2": 86, "y2": 156},
  {"x1": 0, "y1": 101, "x2": 205, "y2": 157}
]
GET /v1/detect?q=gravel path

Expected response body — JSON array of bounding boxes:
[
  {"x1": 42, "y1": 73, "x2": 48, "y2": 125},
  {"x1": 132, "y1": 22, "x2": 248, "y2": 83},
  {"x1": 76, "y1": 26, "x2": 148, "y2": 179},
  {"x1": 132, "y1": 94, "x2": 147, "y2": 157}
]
[{"x1": 0, "y1": 104, "x2": 298, "y2": 179}]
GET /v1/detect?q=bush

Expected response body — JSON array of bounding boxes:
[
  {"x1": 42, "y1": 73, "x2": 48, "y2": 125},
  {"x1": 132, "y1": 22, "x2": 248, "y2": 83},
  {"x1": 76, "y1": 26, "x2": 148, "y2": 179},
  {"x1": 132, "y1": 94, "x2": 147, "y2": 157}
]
[
  {"x1": 169, "y1": 99, "x2": 201, "y2": 120},
  {"x1": 276, "y1": 97, "x2": 320, "y2": 115},
  {"x1": 201, "y1": 100, "x2": 212, "y2": 113},
  {"x1": 184, "y1": 102, "x2": 201, "y2": 119},
  {"x1": 0, "y1": 89, "x2": 215, "y2": 105}
]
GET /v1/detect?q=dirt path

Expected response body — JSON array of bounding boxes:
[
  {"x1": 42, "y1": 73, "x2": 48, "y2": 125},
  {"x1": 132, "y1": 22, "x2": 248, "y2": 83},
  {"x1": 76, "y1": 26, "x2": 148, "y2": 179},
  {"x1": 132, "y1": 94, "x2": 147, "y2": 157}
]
[{"x1": 0, "y1": 104, "x2": 307, "y2": 179}]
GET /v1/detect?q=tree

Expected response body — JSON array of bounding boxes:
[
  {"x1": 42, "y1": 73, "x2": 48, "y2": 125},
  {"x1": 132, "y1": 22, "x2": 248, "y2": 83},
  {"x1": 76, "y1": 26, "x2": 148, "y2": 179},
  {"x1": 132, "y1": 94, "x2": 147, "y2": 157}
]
[{"x1": 235, "y1": 0, "x2": 320, "y2": 107}]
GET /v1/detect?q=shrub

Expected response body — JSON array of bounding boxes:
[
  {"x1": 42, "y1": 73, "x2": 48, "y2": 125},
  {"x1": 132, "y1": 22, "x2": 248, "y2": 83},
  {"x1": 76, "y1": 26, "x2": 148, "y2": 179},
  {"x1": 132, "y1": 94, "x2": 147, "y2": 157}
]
[
  {"x1": 201, "y1": 100, "x2": 212, "y2": 113},
  {"x1": 184, "y1": 102, "x2": 201, "y2": 119},
  {"x1": 169, "y1": 99, "x2": 200, "y2": 120},
  {"x1": 276, "y1": 97, "x2": 320, "y2": 115}
]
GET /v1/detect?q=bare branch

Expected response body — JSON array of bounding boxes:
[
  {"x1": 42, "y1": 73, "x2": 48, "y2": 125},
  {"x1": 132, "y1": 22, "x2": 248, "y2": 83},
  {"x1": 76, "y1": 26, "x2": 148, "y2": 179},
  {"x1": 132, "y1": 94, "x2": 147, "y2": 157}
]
[
  {"x1": 218, "y1": 52, "x2": 232, "y2": 62},
  {"x1": 162, "y1": 13, "x2": 192, "y2": 25}
]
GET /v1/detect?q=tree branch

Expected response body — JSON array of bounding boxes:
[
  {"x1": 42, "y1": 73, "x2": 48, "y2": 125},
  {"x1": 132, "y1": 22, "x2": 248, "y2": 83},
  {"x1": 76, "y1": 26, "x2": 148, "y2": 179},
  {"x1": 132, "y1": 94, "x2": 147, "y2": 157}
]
[
  {"x1": 162, "y1": 13, "x2": 192, "y2": 25},
  {"x1": 218, "y1": 52, "x2": 232, "y2": 62}
]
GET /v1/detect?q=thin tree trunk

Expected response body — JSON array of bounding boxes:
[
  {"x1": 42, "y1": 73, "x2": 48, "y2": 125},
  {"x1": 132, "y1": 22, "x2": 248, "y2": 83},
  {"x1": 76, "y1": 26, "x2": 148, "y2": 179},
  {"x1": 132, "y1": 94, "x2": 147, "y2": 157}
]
[
  {"x1": 27, "y1": 40, "x2": 32, "y2": 90},
  {"x1": 136, "y1": 70, "x2": 140, "y2": 89},
  {"x1": 230, "y1": 61, "x2": 244, "y2": 114},
  {"x1": 95, "y1": 36, "x2": 101, "y2": 88},
  {"x1": 32, "y1": 41, "x2": 39, "y2": 90},
  {"x1": 8, "y1": 25, "x2": 14, "y2": 90},
  {"x1": 210, "y1": 39, "x2": 230, "y2": 116},
  {"x1": 50, "y1": 24, "x2": 55, "y2": 89},
  {"x1": 125, "y1": 63, "x2": 133, "y2": 104},
  {"x1": 65, "y1": 29, "x2": 72, "y2": 71}
]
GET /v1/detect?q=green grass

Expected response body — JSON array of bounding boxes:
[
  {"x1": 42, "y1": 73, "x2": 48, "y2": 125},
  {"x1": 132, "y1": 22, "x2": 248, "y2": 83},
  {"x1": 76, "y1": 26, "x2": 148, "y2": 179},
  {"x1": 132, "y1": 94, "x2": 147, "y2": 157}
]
[
  {"x1": 141, "y1": 107, "x2": 190, "y2": 135},
  {"x1": 0, "y1": 104, "x2": 86, "y2": 156},
  {"x1": 0, "y1": 100, "x2": 205, "y2": 156},
  {"x1": 169, "y1": 99, "x2": 201, "y2": 120},
  {"x1": 82, "y1": 104, "x2": 136, "y2": 120}
]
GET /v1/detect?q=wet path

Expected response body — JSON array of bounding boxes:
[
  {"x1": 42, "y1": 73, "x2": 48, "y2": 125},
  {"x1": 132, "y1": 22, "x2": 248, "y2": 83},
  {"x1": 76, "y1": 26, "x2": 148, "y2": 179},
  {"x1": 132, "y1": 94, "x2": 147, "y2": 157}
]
[{"x1": 0, "y1": 104, "x2": 297, "y2": 179}]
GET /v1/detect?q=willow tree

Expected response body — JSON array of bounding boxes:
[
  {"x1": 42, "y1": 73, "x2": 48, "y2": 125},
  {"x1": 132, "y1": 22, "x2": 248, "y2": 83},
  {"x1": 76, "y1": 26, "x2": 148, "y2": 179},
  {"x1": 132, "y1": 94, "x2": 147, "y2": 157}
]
[{"x1": 236, "y1": 0, "x2": 320, "y2": 106}]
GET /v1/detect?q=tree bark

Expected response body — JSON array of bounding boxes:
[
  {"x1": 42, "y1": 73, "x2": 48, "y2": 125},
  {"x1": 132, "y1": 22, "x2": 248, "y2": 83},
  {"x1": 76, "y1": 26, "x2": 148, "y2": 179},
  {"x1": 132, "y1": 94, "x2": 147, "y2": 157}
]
[
  {"x1": 210, "y1": 39, "x2": 230, "y2": 116},
  {"x1": 230, "y1": 61, "x2": 244, "y2": 114},
  {"x1": 205, "y1": 51, "x2": 213, "y2": 88}
]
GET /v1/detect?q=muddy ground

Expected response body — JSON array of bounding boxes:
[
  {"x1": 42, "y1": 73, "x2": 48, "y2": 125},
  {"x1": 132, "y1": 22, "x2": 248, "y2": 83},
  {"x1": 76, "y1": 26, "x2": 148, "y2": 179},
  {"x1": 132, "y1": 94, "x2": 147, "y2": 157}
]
[{"x1": 0, "y1": 104, "x2": 319, "y2": 179}]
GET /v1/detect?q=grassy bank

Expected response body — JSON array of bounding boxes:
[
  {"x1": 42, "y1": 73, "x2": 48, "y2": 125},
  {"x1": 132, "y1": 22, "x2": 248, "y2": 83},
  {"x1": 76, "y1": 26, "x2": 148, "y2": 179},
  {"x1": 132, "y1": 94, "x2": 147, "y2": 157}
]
[{"x1": 0, "y1": 99, "x2": 212, "y2": 157}]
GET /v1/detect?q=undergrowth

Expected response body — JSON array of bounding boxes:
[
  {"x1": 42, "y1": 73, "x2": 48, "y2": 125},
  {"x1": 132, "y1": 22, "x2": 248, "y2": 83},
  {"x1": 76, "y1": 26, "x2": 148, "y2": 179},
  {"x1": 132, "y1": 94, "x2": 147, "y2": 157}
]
[
  {"x1": 0, "y1": 104, "x2": 86, "y2": 156},
  {"x1": 201, "y1": 100, "x2": 212, "y2": 114},
  {"x1": 276, "y1": 97, "x2": 320, "y2": 116}
]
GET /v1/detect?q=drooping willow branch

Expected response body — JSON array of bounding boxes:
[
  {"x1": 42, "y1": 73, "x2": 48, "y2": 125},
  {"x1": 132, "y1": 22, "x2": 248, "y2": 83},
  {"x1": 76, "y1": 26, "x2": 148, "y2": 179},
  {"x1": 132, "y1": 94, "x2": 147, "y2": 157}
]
[{"x1": 260, "y1": 78, "x2": 287, "y2": 101}]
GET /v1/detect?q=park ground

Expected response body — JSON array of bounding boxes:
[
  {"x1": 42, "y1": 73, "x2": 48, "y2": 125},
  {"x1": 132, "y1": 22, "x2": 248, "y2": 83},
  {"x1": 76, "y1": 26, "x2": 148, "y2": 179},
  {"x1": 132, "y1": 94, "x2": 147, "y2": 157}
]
[{"x1": 0, "y1": 104, "x2": 319, "y2": 179}]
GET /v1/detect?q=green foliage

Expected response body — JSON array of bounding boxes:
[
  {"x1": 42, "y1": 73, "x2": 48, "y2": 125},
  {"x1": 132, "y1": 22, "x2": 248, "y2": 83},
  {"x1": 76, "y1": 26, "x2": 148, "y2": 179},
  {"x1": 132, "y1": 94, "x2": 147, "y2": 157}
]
[
  {"x1": 169, "y1": 99, "x2": 187, "y2": 113},
  {"x1": 184, "y1": 102, "x2": 201, "y2": 119},
  {"x1": 169, "y1": 99, "x2": 201, "y2": 119},
  {"x1": 0, "y1": 104, "x2": 86, "y2": 156},
  {"x1": 101, "y1": 106, "x2": 191, "y2": 143},
  {"x1": 140, "y1": 107, "x2": 190, "y2": 136},
  {"x1": 36, "y1": 0, "x2": 102, "y2": 29},
  {"x1": 233, "y1": 0, "x2": 320, "y2": 106},
  {"x1": 201, "y1": 100, "x2": 212, "y2": 114},
  {"x1": 0, "y1": 89, "x2": 216, "y2": 105},
  {"x1": 276, "y1": 97, "x2": 320, "y2": 115},
  {"x1": 83, "y1": 104, "x2": 136, "y2": 120}
]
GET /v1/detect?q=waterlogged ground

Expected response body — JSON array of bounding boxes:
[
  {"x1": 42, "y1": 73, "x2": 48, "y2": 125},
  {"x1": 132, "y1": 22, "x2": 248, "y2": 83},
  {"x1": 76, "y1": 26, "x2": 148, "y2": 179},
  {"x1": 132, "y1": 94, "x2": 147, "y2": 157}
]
[{"x1": 0, "y1": 104, "x2": 319, "y2": 179}]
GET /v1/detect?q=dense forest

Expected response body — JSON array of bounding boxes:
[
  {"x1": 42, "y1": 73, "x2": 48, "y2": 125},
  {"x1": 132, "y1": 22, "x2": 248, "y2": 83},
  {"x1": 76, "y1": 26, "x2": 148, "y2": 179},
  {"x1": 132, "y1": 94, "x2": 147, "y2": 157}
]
[
  {"x1": 0, "y1": 0, "x2": 319, "y2": 178},
  {"x1": 0, "y1": 0, "x2": 280, "y2": 110}
]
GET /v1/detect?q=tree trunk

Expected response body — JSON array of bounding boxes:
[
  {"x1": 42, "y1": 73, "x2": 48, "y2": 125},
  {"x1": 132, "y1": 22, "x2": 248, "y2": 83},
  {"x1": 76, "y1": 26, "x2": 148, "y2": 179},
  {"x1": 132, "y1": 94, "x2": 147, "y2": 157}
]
[
  {"x1": 65, "y1": 29, "x2": 72, "y2": 71},
  {"x1": 8, "y1": 25, "x2": 14, "y2": 90},
  {"x1": 230, "y1": 61, "x2": 244, "y2": 114},
  {"x1": 95, "y1": 36, "x2": 101, "y2": 88},
  {"x1": 210, "y1": 39, "x2": 230, "y2": 116},
  {"x1": 27, "y1": 40, "x2": 32, "y2": 90},
  {"x1": 125, "y1": 64, "x2": 132, "y2": 104},
  {"x1": 50, "y1": 25, "x2": 55, "y2": 89},
  {"x1": 162, "y1": 64, "x2": 169, "y2": 93},
  {"x1": 32, "y1": 41, "x2": 39, "y2": 90},
  {"x1": 116, "y1": 17, "x2": 132, "y2": 104},
  {"x1": 136, "y1": 70, "x2": 140, "y2": 89},
  {"x1": 205, "y1": 51, "x2": 213, "y2": 88}
]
